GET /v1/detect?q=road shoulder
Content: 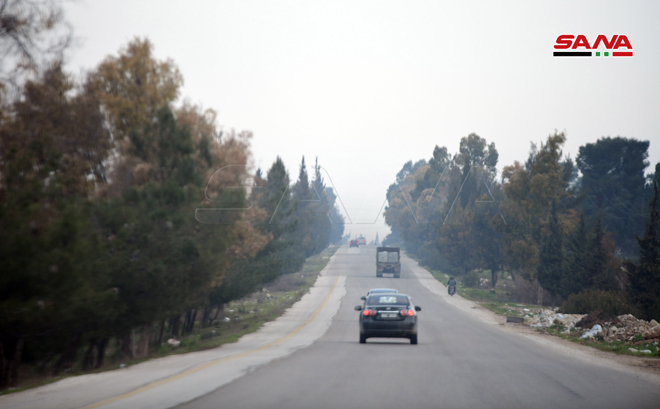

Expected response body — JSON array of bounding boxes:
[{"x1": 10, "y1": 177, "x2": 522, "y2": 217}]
[
  {"x1": 402, "y1": 253, "x2": 660, "y2": 384},
  {"x1": 0, "y1": 262, "x2": 347, "y2": 409}
]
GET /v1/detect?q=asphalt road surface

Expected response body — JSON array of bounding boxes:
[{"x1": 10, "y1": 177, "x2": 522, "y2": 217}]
[
  {"x1": 177, "y1": 246, "x2": 660, "y2": 409},
  {"x1": 4, "y1": 245, "x2": 659, "y2": 409}
]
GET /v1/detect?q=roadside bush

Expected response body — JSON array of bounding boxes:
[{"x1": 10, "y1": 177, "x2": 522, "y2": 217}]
[
  {"x1": 461, "y1": 270, "x2": 480, "y2": 288},
  {"x1": 575, "y1": 311, "x2": 621, "y2": 329},
  {"x1": 268, "y1": 273, "x2": 307, "y2": 292},
  {"x1": 507, "y1": 276, "x2": 556, "y2": 305},
  {"x1": 558, "y1": 289, "x2": 637, "y2": 316}
]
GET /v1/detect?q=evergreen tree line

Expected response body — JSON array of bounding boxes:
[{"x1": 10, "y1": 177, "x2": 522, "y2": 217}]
[
  {"x1": 0, "y1": 38, "x2": 343, "y2": 387},
  {"x1": 384, "y1": 132, "x2": 660, "y2": 320}
]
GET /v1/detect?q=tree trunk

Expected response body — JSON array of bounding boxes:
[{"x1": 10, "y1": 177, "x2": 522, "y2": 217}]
[
  {"x1": 53, "y1": 331, "x2": 81, "y2": 375},
  {"x1": 121, "y1": 332, "x2": 132, "y2": 359},
  {"x1": 213, "y1": 304, "x2": 223, "y2": 321},
  {"x1": 96, "y1": 338, "x2": 109, "y2": 369},
  {"x1": 138, "y1": 324, "x2": 151, "y2": 357},
  {"x1": 491, "y1": 268, "x2": 498, "y2": 288},
  {"x1": 157, "y1": 320, "x2": 165, "y2": 346},
  {"x1": 136, "y1": 328, "x2": 143, "y2": 357},
  {"x1": 10, "y1": 336, "x2": 24, "y2": 386},
  {"x1": 0, "y1": 336, "x2": 7, "y2": 388},
  {"x1": 201, "y1": 306, "x2": 211, "y2": 329},
  {"x1": 36, "y1": 348, "x2": 55, "y2": 375},
  {"x1": 171, "y1": 316, "x2": 180, "y2": 338},
  {"x1": 129, "y1": 329, "x2": 137, "y2": 359},
  {"x1": 188, "y1": 309, "x2": 197, "y2": 333},
  {"x1": 536, "y1": 281, "x2": 544, "y2": 305},
  {"x1": 82, "y1": 338, "x2": 97, "y2": 371},
  {"x1": 182, "y1": 312, "x2": 191, "y2": 336}
]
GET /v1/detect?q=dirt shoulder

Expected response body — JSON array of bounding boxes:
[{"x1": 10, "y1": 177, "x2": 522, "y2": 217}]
[
  {"x1": 402, "y1": 254, "x2": 660, "y2": 384},
  {"x1": 0, "y1": 252, "x2": 347, "y2": 409},
  {"x1": 495, "y1": 310, "x2": 660, "y2": 377},
  {"x1": 0, "y1": 245, "x2": 341, "y2": 398}
]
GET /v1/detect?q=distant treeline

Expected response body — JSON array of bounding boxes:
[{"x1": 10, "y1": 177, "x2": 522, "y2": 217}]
[
  {"x1": 0, "y1": 36, "x2": 343, "y2": 387},
  {"x1": 383, "y1": 132, "x2": 660, "y2": 320}
]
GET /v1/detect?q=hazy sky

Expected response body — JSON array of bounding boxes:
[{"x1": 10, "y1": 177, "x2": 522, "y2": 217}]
[{"x1": 65, "y1": 0, "x2": 660, "y2": 242}]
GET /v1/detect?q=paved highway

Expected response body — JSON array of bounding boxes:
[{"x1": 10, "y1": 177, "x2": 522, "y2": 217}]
[
  {"x1": 3, "y1": 245, "x2": 659, "y2": 409},
  {"x1": 178, "y1": 246, "x2": 660, "y2": 409}
]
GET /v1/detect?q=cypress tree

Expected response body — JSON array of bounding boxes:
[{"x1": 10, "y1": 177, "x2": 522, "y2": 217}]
[
  {"x1": 562, "y1": 212, "x2": 589, "y2": 297},
  {"x1": 587, "y1": 215, "x2": 617, "y2": 291},
  {"x1": 538, "y1": 201, "x2": 564, "y2": 298}
]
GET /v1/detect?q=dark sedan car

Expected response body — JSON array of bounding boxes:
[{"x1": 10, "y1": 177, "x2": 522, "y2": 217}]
[{"x1": 354, "y1": 293, "x2": 421, "y2": 344}]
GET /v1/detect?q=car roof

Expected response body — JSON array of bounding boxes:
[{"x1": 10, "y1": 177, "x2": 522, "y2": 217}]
[
  {"x1": 367, "y1": 288, "x2": 398, "y2": 294},
  {"x1": 365, "y1": 293, "x2": 411, "y2": 305}
]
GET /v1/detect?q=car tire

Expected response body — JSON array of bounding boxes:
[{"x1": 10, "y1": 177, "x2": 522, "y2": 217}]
[
  {"x1": 360, "y1": 334, "x2": 367, "y2": 344},
  {"x1": 395, "y1": 275, "x2": 400, "y2": 279},
  {"x1": 376, "y1": 274, "x2": 382, "y2": 278},
  {"x1": 410, "y1": 334, "x2": 418, "y2": 345}
]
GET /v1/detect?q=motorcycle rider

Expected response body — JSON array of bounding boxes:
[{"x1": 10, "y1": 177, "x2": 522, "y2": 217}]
[{"x1": 447, "y1": 277, "x2": 457, "y2": 295}]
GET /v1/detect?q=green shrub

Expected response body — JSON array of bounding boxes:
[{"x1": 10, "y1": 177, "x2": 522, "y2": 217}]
[
  {"x1": 558, "y1": 289, "x2": 637, "y2": 316},
  {"x1": 461, "y1": 270, "x2": 480, "y2": 288},
  {"x1": 200, "y1": 331, "x2": 216, "y2": 340}
]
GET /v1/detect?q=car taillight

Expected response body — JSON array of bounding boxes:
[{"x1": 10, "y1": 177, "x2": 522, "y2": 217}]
[
  {"x1": 400, "y1": 309, "x2": 415, "y2": 316},
  {"x1": 363, "y1": 309, "x2": 376, "y2": 316}
]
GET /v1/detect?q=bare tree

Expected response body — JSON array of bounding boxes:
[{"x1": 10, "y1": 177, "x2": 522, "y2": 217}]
[{"x1": 0, "y1": 0, "x2": 72, "y2": 89}]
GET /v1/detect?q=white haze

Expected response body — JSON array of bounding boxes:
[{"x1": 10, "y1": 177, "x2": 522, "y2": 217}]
[{"x1": 65, "y1": 0, "x2": 660, "y2": 242}]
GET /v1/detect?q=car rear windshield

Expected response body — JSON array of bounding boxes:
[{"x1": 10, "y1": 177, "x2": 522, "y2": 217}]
[{"x1": 366, "y1": 295, "x2": 409, "y2": 306}]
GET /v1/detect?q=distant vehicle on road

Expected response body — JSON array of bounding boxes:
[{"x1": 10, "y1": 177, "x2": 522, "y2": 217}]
[
  {"x1": 355, "y1": 293, "x2": 421, "y2": 344},
  {"x1": 349, "y1": 239, "x2": 359, "y2": 248},
  {"x1": 358, "y1": 237, "x2": 366, "y2": 245},
  {"x1": 361, "y1": 288, "x2": 398, "y2": 300},
  {"x1": 376, "y1": 247, "x2": 401, "y2": 278}
]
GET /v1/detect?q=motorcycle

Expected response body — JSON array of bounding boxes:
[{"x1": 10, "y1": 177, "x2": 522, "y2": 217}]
[{"x1": 448, "y1": 285, "x2": 456, "y2": 296}]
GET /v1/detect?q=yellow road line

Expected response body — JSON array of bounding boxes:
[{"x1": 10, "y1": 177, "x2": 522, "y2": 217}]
[{"x1": 81, "y1": 276, "x2": 340, "y2": 409}]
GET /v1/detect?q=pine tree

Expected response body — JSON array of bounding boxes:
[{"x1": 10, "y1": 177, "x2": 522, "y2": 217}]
[
  {"x1": 625, "y1": 182, "x2": 660, "y2": 320},
  {"x1": 208, "y1": 157, "x2": 302, "y2": 309}
]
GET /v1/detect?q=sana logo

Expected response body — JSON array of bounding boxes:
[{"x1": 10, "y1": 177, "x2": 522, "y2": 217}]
[{"x1": 553, "y1": 35, "x2": 633, "y2": 57}]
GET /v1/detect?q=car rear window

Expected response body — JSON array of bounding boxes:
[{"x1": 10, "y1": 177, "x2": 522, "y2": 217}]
[
  {"x1": 368, "y1": 289, "x2": 398, "y2": 295},
  {"x1": 366, "y1": 295, "x2": 409, "y2": 305}
]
